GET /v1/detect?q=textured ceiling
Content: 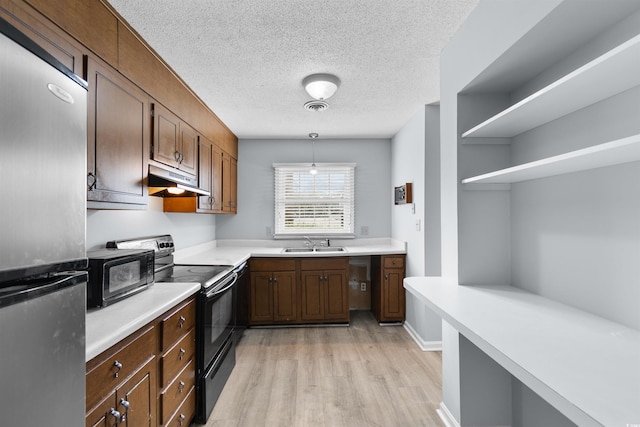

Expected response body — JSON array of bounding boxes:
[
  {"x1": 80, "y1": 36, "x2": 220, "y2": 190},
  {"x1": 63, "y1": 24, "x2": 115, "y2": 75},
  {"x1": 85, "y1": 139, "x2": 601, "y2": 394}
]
[{"x1": 106, "y1": 0, "x2": 478, "y2": 139}]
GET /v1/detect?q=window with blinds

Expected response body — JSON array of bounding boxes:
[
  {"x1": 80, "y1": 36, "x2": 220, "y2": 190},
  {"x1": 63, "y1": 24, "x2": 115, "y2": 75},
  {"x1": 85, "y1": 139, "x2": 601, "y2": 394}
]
[{"x1": 273, "y1": 163, "x2": 355, "y2": 237}]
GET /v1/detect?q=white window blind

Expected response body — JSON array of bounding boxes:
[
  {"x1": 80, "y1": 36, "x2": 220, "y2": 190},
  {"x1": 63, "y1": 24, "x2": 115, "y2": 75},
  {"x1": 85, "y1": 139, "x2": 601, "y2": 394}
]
[{"x1": 274, "y1": 163, "x2": 355, "y2": 237}]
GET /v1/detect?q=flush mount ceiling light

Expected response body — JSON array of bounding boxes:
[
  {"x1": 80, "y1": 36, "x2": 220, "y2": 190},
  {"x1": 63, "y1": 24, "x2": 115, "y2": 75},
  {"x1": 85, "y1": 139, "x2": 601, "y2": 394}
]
[
  {"x1": 309, "y1": 133, "x2": 318, "y2": 175},
  {"x1": 302, "y1": 73, "x2": 340, "y2": 100}
]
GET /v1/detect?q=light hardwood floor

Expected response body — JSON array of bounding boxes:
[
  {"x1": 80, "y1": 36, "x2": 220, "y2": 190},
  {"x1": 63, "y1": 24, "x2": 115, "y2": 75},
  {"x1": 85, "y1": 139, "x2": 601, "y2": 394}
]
[{"x1": 199, "y1": 310, "x2": 444, "y2": 427}]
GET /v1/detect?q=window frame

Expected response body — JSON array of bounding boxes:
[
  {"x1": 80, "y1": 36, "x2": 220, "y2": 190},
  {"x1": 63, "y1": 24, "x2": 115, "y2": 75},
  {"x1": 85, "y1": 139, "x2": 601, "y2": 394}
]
[{"x1": 273, "y1": 162, "x2": 356, "y2": 239}]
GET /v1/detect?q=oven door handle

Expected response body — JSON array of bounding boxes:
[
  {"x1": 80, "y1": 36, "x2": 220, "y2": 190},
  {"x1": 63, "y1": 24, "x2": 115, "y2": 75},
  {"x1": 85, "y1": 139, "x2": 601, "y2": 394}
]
[{"x1": 206, "y1": 272, "x2": 238, "y2": 298}]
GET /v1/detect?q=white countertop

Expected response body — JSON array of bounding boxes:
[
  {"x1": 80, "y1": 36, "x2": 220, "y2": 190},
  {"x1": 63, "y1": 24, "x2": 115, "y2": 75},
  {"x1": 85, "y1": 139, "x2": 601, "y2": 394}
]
[
  {"x1": 85, "y1": 238, "x2": 404, "y2": 362},
  {"x1": 404, "y1": 277, "x2": 640, "y2": 427},
  {"x1": 85, "y1": 282, "x2": 200, "y2": 361},
  {"x1": 173, "y1": 238, "x2": 406, "y2": 267}
]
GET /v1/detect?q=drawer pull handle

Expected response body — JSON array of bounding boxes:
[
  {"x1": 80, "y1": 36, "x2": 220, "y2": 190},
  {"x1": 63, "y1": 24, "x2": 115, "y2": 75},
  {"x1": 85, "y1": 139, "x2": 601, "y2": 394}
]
[
  {"x1": 178, "y1": 413, "x2": 186, "y2": 425},
  {"x1": 113, "y1": 360, "x2": 123, "y2": 378},
  {"x1": 178, "y1": 380, "x2": 185, "y2": 392},
  {"x1": 179, "y1": 348, "x2": 186, "y2": 360},
  {"x1": 178, "y1": 315, "x2": 186, "y2": 328}
]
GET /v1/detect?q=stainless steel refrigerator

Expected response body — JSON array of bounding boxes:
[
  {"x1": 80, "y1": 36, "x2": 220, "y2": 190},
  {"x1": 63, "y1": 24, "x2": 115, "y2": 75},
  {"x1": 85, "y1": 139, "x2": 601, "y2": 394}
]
[{"x1": 0, "y1": 17, "x2": 87, "y2": 426}]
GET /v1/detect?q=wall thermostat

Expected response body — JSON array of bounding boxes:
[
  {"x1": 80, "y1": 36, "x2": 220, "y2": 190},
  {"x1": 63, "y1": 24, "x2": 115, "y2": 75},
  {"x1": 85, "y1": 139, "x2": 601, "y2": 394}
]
[{"x1": 394, "y1": 182, "x2": 412, "y2": 205}]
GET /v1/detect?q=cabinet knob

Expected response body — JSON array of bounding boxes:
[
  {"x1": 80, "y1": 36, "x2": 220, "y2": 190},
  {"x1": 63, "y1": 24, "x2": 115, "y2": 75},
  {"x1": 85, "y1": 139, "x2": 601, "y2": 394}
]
[
  {"x1": 113, "y1": 360, "x2": 123, "y2": 378},
  {"x1": 178, "y1": 413, "x2": 186, "y2": 425},
  {"x1": 178, "y1": 380, "x2": 185, "y2": 392},
  {"x1": 179, "y1": 348, "x2": 186, "y2": 360},
  {"x1": 109, "y1": 409, "x2": 121, "y2": 424},
  {"x1": 119, "y1": 399, "x2": 130, "y2": 422},
  {"x1": 178, "y1": 315, "x2": 186, "y2": 328},
  {"x1": 384, "y1": 274, "x2": 388, "y2": 280}
]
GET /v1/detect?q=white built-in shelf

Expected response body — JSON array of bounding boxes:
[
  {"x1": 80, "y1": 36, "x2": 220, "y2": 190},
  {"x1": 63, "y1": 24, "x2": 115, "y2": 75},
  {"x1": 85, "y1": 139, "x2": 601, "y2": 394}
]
[
  {"x1": 404, "y1": 277, "x2": 640, "y2": 427},
  {"x1": 461, "y1": 34, "x2": 640, "y2": 138},
  {"x1": 461, "y1": 134, "x2": 640, "y2": 185}
]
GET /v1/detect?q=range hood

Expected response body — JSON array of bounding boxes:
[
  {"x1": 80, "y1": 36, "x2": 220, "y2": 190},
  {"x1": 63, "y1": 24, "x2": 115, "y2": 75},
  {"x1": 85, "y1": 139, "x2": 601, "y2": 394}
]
[{"x1": 148, "y1": 160, "x2": 210, "y2": 197}]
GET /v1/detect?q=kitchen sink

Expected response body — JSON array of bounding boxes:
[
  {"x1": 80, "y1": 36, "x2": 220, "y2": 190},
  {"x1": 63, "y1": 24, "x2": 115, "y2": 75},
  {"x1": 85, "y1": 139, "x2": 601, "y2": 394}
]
[
  {"x1": 281, "y1": 247, "x2": 346, "y2": 253},
  {"x1": 314, "y1": 247, "x2": 346, "y2": 252}
]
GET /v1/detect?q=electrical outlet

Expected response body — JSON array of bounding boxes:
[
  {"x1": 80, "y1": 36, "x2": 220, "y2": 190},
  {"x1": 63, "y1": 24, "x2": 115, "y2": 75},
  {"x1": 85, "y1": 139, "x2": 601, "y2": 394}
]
[
  {"x1": 360, "y1": 282, "x2": 366, "y2": 291},
  {"x1": 266, "y1": 226, "x2": 272, "y2": 236},
  {"x1": 361, "y1": 225, "x2": 369, "y2": 235}
]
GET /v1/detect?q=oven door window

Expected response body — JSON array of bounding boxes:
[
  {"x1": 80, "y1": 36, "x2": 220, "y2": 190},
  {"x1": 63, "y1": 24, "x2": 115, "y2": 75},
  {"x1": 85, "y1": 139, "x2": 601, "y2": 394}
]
[{"x1": 204, "y1": 284, "x2": 235, "y2": 365}]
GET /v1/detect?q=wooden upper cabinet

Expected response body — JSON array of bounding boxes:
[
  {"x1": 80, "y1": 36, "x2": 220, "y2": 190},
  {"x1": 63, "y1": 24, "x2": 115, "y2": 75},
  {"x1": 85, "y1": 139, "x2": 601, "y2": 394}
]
[
  {"x1": 222, "y1": 152, "x2": 237, "y2": 213},
  {"x1": 211, "y1": 144, "x2": 223, "y2": 212},
  {"x1": 0, "y1": 0, "x2": 84, "y2": 73},
  {"x1": 197, "y1": 136, "x2": 223, "y2": 213},
  {"x1": 179, "y1": 121, "x2": 198, "y2": 175},
  {"x1": 151, "y1": 101, "x2": 197, "y2": 176},
  {"x1": 86, "y1": 54, "x2": 149, "y2": 208},
  {"x1": 23, "y1": 0, "x2": 118, "y2": 65}
]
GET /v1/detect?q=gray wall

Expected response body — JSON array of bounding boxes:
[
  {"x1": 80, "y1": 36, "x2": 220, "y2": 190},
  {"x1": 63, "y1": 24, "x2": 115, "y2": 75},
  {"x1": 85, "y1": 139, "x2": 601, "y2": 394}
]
[
  {"x1": 392, "y1": 105, "x2": 442, "y2": 345},
  {"x1": 86, "y1": 197, "x2": 216, "y2": 251},
  {"x1": 216, "y1": 138, "x2": 392, "y2": 240}
]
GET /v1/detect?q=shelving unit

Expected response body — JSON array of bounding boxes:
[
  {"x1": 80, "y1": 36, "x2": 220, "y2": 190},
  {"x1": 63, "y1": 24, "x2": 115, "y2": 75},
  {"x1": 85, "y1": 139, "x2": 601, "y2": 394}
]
[
  {"x1": 450, "y1": 6, "x2": 640, "y2": 426},
  {"x1": 462, "y1": 134, "x2": 640, "y2": 185},
  {"x1": 404, "y1": 277, "x2": 640, "y2": 427},
  {"x1": 461, "y1": 33, "x2": 640, "y2": 139}
]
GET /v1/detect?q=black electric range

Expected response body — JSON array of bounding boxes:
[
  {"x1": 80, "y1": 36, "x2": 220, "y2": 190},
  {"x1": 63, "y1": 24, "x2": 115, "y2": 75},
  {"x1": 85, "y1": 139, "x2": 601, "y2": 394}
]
[{"x1": 105, "y1": 234, "x2": 240, "y2": 424}]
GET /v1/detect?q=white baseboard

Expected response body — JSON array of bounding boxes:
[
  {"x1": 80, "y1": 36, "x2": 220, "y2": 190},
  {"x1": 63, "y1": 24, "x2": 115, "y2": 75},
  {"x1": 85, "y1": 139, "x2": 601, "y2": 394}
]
[
  {"x1": 436, "y1": 402, "x2": 460, "y2": 427},
  {"x1": 403, "y1": 322, "x2": 442, "y2": 352}
]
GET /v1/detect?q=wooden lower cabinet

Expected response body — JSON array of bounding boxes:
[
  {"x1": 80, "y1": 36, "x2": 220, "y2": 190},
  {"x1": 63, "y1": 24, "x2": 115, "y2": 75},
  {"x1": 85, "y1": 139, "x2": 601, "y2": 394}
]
[
  {"x1": 249, "y1": 258, "x2": 297, "y2": 324},
  {"x1": 371, "y1": 255, "x2": 406, "y2": 323},
  {"x1": 86, "y1": 296, "x2": 196, "y2": 427},
  {"x1": 249, "y1": 257, "x2": 349, "y2": 325},
  {"x1": 300, "y1": 258, "x2": 349, "y2": 323},
  {"x1": 86, "y1": 327, "x2": 156, "y2": 427}
]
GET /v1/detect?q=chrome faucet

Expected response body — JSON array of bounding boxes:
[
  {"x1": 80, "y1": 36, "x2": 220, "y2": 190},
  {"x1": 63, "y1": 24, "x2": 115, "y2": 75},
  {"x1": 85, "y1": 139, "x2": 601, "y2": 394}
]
[{"x1": 303, "y1": 236, "x2": 316, "y2": 249}]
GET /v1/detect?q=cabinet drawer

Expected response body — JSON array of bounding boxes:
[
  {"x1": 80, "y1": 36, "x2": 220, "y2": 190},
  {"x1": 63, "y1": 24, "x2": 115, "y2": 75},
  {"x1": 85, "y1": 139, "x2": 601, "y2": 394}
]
[
  {"x1": 383, "y1": 256, "x2": 405, "y2": 269},
  {"x1": 161, "y1": 298, "x2": 196, "y2": 351},
  {"x1": 300, "y1": 257, "x2": 347, "y2": 271},
  {"x1": 86, "y1": 326, "x2": 155, "y2": 410},
  {"x1": 165, "y1": 385, "x2": 196, "y2": 427},
  {"x1": 161, "y1": 328, "x2": 196, "y2": 388},
  {"x1": 160, "y1": 359, "x2": 196, "y2": 424},
  {"x1": 250, "y1": 258, "x2": 296, "y2": 272}
]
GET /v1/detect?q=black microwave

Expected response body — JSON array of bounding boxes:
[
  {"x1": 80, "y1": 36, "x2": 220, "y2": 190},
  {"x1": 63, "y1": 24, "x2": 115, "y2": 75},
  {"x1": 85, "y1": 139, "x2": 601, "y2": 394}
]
[{"x1": 86, "y1": 248, "x2": 155, "y2": 308}]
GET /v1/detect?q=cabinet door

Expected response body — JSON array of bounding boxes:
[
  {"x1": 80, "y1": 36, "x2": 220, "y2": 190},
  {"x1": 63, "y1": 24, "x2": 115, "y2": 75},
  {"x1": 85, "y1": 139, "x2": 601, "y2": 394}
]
[
  {"x1": 222, "y1": 152, "x2": 237, "y2": 213},
  {"x1": 152, "y1": 102, "x2": 180, "y2": 169},
  {"x1": 211, "y1": 144, "x2": 223, "y2": 212},
  {"x1": 250, "y1": 273, "x2": 273, "y2": 323},
  {"x1": 178, "y1": 121, "x2": 197, "y2": 175},
  {"x1": 86, "y1": 55, "x2": 149, "y2": 207},
  {"x1": 382, "y1": 268, "x2": 405, "y2": 320},
  {"x1": 229, "y1": 156, "x2": 237, "y2": 212},
  {"x1": 325, "y1": 270, "x2": 349, "y2": 321},
  {"x1": 0, "y1": 0, "x2": 84, "y2": 73},
  {"x1": 116, "y1": 359, "x2": 155, "y2": 427},
  {"x1": 300, "y1": 271, "x2": 325, "y2": 321},
  {"x1": 197, "y1": 135, "x2": 214, "y2": 212},
  {"x1": 86, "y1": 392, "x2": 116, "y2": 427},
  {"x1": 273, "y1": 271, "x2": 297, "y2": 322}
]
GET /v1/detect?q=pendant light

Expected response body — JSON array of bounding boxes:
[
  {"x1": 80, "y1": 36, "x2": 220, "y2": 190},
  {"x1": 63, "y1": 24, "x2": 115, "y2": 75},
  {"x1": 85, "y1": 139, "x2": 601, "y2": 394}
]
[{"x1": 309, "y1": 133, "x2": 318, "y2": 175}]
